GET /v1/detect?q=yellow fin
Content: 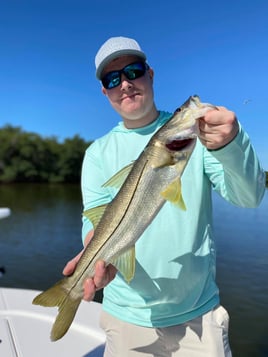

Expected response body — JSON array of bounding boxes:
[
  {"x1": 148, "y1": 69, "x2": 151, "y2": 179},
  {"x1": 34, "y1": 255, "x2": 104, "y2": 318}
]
[
  {"x1": 146, "y1": 144, "x2": 174, "y2": 169},
  {"x1": 32, "y1": 279, "x2": 81, "y2": 341},
  {"x1": 102, "y1": 163, "x2": 134, "y2": 189},
  {"x1": 112, "y1": 247, "x2": 136, "y2": 283},
  {"x1": 83, "y1": 204, "x2": 108, "y2": 229},
  {"x1": 161, "y1": 179, "x2": 186, "y2": 210}
]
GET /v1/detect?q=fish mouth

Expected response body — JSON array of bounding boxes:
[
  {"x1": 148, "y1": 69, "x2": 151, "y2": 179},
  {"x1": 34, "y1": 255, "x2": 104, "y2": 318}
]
[
  {"x1": 166, "y1": 127, "x2": 197, "y2": 151},
  {"x1": 165, "y1": 137, "x2": 196, "y2": 151}
]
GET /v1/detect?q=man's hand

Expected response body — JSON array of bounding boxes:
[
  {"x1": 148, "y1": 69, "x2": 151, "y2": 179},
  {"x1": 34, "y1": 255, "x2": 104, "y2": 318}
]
[
  {"x1": 82, "y1": 261, "x2": 117, "y2": 300},
  {"x1": 198, "y1": 106, "x2": 239, "y2": 150},
  {"x1": 62, "y1": 237, "x2": 117, "y2": 301}
]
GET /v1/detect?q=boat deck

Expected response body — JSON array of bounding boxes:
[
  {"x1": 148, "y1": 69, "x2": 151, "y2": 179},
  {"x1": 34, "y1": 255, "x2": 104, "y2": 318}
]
[{"x1": 0, "y1": 288, "x2": 105, "y2": 357}]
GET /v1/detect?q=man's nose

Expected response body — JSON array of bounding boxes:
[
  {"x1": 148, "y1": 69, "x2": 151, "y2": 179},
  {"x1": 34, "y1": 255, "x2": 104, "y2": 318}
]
[{"x1": 120, "y1": 73, "x2": 133, "y2": 88}]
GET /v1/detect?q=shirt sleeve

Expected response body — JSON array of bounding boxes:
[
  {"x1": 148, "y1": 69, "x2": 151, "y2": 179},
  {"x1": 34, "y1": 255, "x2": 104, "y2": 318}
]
[{"x1": 203, "y1": 123, "x2": 265, "y2": 207}]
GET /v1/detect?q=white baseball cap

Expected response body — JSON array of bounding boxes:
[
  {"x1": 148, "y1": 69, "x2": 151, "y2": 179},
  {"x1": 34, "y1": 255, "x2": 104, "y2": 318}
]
[{"x1": 95, "y1": 36, "x2": 147, "y2": 79}]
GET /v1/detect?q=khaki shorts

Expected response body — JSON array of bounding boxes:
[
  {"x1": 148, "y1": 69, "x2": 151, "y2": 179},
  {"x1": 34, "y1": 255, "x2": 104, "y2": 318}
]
[{"x1": 100, "y1": 305, "x2": 232, "y2": 357}]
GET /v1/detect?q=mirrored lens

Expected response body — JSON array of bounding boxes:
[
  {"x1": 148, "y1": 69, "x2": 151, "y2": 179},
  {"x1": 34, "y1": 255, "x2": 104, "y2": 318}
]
[
  {"x1": 124, "y1": 62, "x2": 146, "y2": 80},
  {"x1": 102, "y1": 72, "x2": 121, "y2": 89}
]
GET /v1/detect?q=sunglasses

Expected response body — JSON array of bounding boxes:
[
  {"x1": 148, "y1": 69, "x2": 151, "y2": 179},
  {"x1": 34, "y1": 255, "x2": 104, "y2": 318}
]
[{"x1": 101, "y1": 61, "x2": 149, "y2": 89}]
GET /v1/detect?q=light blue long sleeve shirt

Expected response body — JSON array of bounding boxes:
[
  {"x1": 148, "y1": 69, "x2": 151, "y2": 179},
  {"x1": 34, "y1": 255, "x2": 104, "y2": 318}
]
[{"x1": 81, "y1": 111, "x2": 265, "y2": 327}]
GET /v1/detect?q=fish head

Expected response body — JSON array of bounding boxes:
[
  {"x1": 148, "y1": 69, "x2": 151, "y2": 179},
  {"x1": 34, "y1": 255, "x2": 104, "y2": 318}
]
[{"x1": 160, "y1": 95, "x2": 216, "y2": 153}]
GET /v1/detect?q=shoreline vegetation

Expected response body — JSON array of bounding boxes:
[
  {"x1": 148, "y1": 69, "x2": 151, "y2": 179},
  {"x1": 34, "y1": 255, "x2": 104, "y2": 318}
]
[
  {"x1": 1, "y1": 125, "x2": 267, "y2": 188},
  {"x1": 0, "y1": 125, "x2": 92, "y2": 184}
]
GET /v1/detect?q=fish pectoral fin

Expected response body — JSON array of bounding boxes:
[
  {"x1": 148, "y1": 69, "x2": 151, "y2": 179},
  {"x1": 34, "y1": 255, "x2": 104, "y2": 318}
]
[
  {"x1": 151, "y1": 156, "x2": 174, "y2": 169},
  {"x1": 160, "y1": 179, "x2": 186, "y2": 210},
  {"x1": 112, "y1": 247, "x2": 136, "y2": 283},
  {"x1": 147, "y1": 145, "x2": 175, "y2": 169},
  {"x1": 102, "y1": 163, "x2": 134, "y2": 189},
  {"x1": 32, "y1": 278, "x2": 81, "y2": 341},
  {"x1": 83, "y1": 204, "x2": 108, "y2": 228}
]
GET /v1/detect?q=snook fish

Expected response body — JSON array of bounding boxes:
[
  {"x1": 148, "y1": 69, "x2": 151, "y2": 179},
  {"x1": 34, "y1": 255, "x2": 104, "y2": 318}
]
[{"x1": 33, "y1": 95, "x2": 216, "y2": 341}]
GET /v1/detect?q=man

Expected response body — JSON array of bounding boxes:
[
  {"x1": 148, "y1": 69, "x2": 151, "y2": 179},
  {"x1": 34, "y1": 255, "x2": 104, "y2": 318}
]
[{"x1": 63, "y1": 36, "x2": 265, "y2": 356}]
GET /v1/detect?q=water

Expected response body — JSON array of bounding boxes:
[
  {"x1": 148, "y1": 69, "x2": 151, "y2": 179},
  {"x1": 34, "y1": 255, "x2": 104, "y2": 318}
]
[
  {"x1": 213, "y1": 193, "x2": 268, "y2": 357},
  {"x1": 0, "y1": 184, "x2": 267, "y2": 356}
]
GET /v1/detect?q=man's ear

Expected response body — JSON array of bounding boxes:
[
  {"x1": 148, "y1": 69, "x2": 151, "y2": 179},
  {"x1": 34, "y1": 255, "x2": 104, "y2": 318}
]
[
  {"x1": 149, "y1": 68, "x2": 154, "y2": 80},
  {"x1": 102, "y1": 87, "x2": 107, "y2": 95}
]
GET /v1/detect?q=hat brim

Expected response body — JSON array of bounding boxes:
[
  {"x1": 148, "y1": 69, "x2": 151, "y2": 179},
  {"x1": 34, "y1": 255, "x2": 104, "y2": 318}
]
[{"x1": 96, "y1": 49, "x2": 146, "y2": 79}]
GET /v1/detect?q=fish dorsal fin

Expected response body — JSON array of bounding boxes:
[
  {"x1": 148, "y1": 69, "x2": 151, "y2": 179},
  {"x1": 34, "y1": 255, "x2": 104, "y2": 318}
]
[
  {"x1": 102, "y1": 163, "x2": 134, "y2": 189},
  {"x1": 111, "y1": 247, "x2": 136, "y2": 283},
  {"x1": 160, "y1": 179, "x2": 186, "y2": 210},
  {"x1": 83, "y1": 204, "x2": 108, "y2": 229}
]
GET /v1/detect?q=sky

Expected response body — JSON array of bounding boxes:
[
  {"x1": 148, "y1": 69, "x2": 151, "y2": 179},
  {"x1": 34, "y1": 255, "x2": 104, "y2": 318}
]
[{"x1": 0, "y1": 0, "x2": 267, "y2": 167}]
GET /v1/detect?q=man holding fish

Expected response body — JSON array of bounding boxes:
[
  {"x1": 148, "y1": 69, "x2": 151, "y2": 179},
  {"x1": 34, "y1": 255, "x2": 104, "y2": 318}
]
[{"x1": 34, "y1": 36, "x2": 265, "y2": 356}]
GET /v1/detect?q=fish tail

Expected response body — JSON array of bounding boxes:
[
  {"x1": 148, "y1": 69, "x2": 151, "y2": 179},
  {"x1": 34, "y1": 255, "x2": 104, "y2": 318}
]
[{"x1": 32, "y1": 279, "x2": 82, "y2": 341}]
